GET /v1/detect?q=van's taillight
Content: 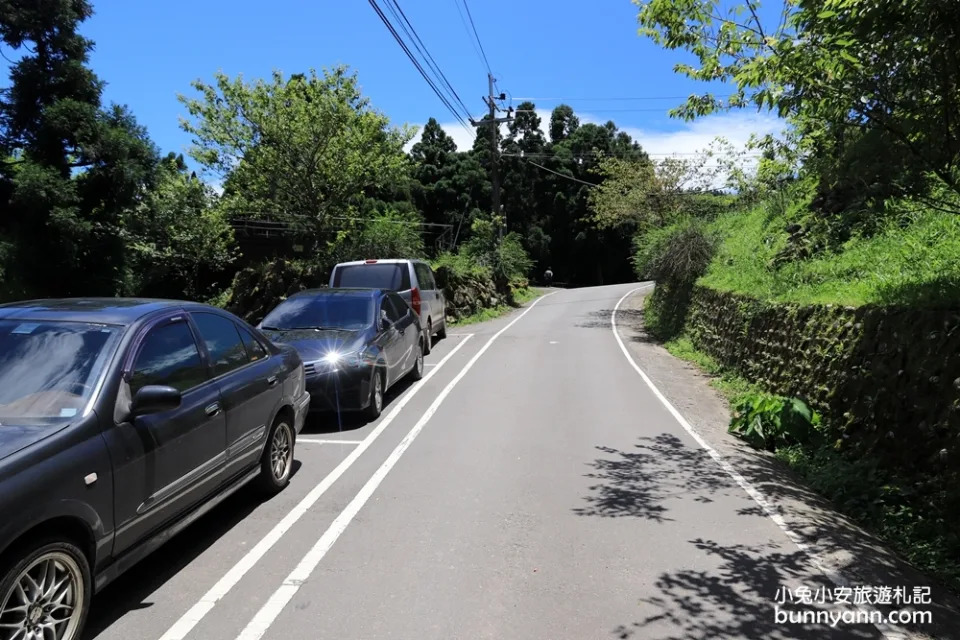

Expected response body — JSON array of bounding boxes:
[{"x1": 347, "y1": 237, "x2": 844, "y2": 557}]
[
  {"x1": 411, "y1": 287, "x2": 421, "y2": 315},
  {"x1": 365, "y1": 259, "x2": 378, "y2": 263}
]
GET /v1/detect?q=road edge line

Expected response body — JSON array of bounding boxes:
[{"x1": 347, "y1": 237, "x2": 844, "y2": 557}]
[{"x1": 611, "y1": 285, "x2": 905, "y2": 640}]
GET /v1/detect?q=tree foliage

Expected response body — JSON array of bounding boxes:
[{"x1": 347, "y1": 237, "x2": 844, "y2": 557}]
[
  {"x1": 126, "y1": 153, "x2": 235, "y2": 301},
  {"x1": 635, "y1": 0, "x2": 960, "y2": 213},
  {"x1": 0, "y1": 0, "x2": 160, "y2": 298},
  {"x1": 179, "y1": 67, "x2": 415, "y2": 251}
]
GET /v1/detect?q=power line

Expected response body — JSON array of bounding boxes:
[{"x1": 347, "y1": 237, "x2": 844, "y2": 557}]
[
  {"x1": 453, "y1": 0, "x2": 490, "y2": 74},
  {"x1": 526, "y1": 160, "x2": 598, "y2": 188},
  {"x1": 501, "y1": 152, "x2": 765, "y2": 159},
  {"x1": 511, "y1": 95, "x2": 737, "y2": 102},
  {"x1": 460, "y1": 0, "x2": 492, "y2": 73},
  {"x1": 367, "y1": 0, "x2": 471, "y2": 131},
  {"x1": 513, "y1": 107, "x2": 684, "y2": 114},
  {"x1": 382, "y1": 0, "x2": 473, "y2": 120}
]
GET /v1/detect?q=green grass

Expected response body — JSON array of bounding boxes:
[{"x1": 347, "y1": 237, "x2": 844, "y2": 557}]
[
  {"x1": 663, "y1": 331, "x2": 960, "y2": 593},
  {"x1": 700, "y1": 202, "x2": 960, "y2": 307},
  {"x1": 663, "y1": 333, "x2": 761, "y2": 402},
  {"x1": 449, "y1": 287, "x2": 540, "y2": 327}
]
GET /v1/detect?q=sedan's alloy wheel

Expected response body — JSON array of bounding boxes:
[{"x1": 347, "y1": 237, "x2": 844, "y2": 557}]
[
  {"x1": 373, "y1": 373, "x2": 383, "y2": 413},
  {"x1": 270, "y1": 422, "x2": 293, "y2": 481},
  {"x1": 0, "y1": 551, "x2": 85, "y2": 640}
]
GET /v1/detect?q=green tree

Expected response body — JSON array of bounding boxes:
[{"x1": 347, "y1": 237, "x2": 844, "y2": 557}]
[
  {"x1": 179, "y1": 67, "x2": 415, "y2": 253},
  {"x1": 410, "y1": 118, "x2": 461, "y2": 229},
  {"x1": 126, "y1": 153, "x2": 236, "y2": 301},
  {"x1": 0, "y1": 0, "x2": 159, "y2": 298}
]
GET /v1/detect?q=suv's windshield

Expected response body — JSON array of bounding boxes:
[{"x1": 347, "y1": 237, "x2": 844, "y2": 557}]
[
  {"x1": 333, "y1": 264, "x2": 408, "y2": 290},
  {"x1": 262, "y1": 296, "x2": 374, "y2": 331},
  {"x1": 0, "y1": 320, "x2": 121, "y2": 424}
]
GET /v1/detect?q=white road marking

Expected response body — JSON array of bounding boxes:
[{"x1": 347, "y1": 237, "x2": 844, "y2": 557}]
[
  {"x1": 236, "y1": 290, "x2": 558, "y2": 640},
  {"x1": 297, "y1": 439, "x2": 364, "y2": 445},
  {"x1": 611, "y1": 285, "x2": 905, "y2": 640},
  {"x1": 549, "y1": 340, "x2": 558, "y2": 344},
  {"x1": 157, "y1": 335, "x2": 474, "y2": 640}
]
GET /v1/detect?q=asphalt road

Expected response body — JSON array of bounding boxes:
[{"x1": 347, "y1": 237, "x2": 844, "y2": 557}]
[{"x1": 84, "y1": 283, "x2": 889, "y2": 640}]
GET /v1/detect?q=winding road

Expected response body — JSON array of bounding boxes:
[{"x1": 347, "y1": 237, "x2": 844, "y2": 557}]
[{"x1": 84, "y1": 283, "x2": 890, "y2": 640}]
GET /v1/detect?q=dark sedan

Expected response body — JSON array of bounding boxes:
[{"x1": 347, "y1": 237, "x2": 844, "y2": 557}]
[
  {"x1": 0, "y1": 298, "x2": 310, "y2": 640},
  {"x1": 259, "y1": 288, "x2": 424, "y2": 420}
]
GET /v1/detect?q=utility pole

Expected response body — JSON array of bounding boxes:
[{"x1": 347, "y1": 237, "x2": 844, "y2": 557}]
[{"x1": 471, "y1": 73, "x2": 512, "y2": 239}]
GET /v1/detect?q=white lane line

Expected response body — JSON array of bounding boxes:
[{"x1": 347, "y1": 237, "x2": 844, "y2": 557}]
[
  {"x1": 297, "y1": 439, "x2": 364, "y2": 445},
  {"x1": 158, "y1": 334, "x2": 474, "y2": 640},
  {"x1": 611, "y1": 286, "x2": 905, "y2": 640},
  {"x1": 236, "y1": 290, "x2": 558, "y2": 640}
]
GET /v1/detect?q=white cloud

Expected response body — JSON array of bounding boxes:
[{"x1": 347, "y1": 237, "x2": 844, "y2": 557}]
[{"x1": 407, "y1": 110, "x2": 784, "y2": 158}]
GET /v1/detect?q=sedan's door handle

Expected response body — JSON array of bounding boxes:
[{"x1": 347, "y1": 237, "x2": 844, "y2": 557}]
[
  {"x1": 205, "y1": 402, "x2": 221, "y2": 417},
  {"x1": 267, "y1": 375, "x2": 279, "y2": 386}
]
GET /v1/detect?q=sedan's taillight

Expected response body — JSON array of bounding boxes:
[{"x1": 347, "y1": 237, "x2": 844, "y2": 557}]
[{"x1": 410, "y1": 287, "x2": 421, "y2": 315}]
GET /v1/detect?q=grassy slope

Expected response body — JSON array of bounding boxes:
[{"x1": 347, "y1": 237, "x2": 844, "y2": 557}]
[{"x1": 701, "y1": 201, "x2": 960, "y2": 307}]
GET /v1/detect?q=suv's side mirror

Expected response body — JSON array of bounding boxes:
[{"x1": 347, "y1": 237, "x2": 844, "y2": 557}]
[
  {"x1": 380, "y1": 309, "x2": 391, "y2": 331},
  {"x1": 131, "y1": 385, "x2": 182, "y2": 417}
]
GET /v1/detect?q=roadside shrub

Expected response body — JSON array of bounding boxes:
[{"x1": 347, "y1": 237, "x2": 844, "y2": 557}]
[
  {"x1": 728, "y1": 392, "x2": 822, "y2": 452},
  {"x1": 634, "y1": 218, "x2": 716, "y2": 339},
  {"x1": 432, "y1": 251, "x2": 498, "y2": 321},
  {"x1": 460, "y1": 216, "x2": 533, "y2": 295}
]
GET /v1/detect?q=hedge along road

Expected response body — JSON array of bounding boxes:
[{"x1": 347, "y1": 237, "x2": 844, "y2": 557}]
[{"x1": 87, "y1": 284, "x2": 892, "y2": 640}]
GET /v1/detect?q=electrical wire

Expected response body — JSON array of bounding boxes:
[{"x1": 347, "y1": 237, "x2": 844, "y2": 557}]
[
  {"x1": 382, "y1": 0, "x2": 473, "y2": 120},
  {"x1": 525, "y1": 160, "x2": 598, "y2": 188},
  {"x1": 511, "y1": 95, "x2": 737, "y2": 102},
  {"x1": 460, "y1": 0, "x2": 492, "y2": 74},
  {"x1": 451, "y1": 0, "x2": 486, "y2": 74},
  {"x1": 368, "y1": 0, "x2": 472, "y2": 131}
]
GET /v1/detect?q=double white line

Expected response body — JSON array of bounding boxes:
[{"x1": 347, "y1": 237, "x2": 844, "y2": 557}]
[{"x1": 160, "y1": 291, "x2": 556, "y2": 640}]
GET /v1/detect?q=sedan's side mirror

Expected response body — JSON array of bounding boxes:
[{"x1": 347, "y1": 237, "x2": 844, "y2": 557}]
[
  {"x1": 131, "y1": 385, "x2": 182, "y2": 417},
  {"x1": 380, "y1": 309, "x2": 391, "y2": 331}
]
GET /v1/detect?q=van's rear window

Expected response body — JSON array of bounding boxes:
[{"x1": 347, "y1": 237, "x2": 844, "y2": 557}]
[{"x1": 333, "y1": 264, "x2": 410, "y2": 290}]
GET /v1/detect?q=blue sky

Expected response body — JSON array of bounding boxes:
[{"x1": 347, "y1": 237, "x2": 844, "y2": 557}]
[{"x1": 5, "y1": 0, "x2": 781, "y2": 161}]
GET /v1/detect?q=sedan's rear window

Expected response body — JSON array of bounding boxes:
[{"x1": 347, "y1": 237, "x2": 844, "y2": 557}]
[{"x1": 333, "y1": 264, "x2": 410, "y2": 290}]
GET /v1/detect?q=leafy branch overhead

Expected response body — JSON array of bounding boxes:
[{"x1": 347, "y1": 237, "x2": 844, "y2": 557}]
[{"x1": 635, "y1": 0, "x2": 960, "y2": 208}]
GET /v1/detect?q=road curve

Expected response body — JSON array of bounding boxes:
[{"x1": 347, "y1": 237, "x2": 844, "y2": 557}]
[{"x1": 86, "y1": 283, "x2": 883, "y2": 640}]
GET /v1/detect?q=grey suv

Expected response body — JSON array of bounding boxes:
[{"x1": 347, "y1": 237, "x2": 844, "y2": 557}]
[{"x1": 329, "y1": 259, "x2": 447, "y2": 354}]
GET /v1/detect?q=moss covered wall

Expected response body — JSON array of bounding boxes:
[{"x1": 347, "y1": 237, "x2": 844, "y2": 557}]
[{"x1": 687, "y1": 286, "x2": 960, "y2": 470}]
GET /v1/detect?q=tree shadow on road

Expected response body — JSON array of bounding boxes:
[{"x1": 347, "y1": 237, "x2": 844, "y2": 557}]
[
  {"x1": 611, "y1": 538, "x2": 882, "y2": 640},
  {"x1": 572, "y1": 434, "x2": 758, "y2": 522},
  {"x1": 576, "y1": 307, "x2": 662, "y2": 345}
]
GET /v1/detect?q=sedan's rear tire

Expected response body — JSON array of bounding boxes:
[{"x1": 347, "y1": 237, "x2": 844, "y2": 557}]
[
  {"x1": 0, "y1": 538, "x2": 91, "y2": 640},
  {"x1": 364, "y1": 369, "x2": 385, "y2": 421},
  {"x1": 408, "y1": 339, "x2": 425, "y2": 381},
  {"x1": 255, "y1": 417, "x2": 295, "y2": 496}
]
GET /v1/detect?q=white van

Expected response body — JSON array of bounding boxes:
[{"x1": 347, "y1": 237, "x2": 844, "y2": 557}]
[{"x1": 329, "y1": 259, "x2": 447, "y2": 353}]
